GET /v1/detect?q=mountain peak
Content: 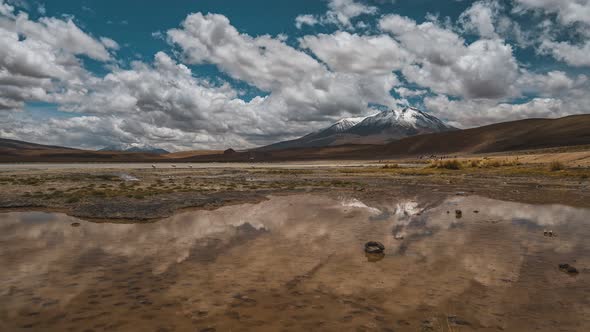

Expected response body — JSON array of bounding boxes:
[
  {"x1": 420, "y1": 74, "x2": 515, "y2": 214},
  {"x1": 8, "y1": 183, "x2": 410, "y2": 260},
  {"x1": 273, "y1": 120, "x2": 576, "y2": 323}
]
[{"x1": 259, "y1": 106, "x2": 455, "y2": 150}]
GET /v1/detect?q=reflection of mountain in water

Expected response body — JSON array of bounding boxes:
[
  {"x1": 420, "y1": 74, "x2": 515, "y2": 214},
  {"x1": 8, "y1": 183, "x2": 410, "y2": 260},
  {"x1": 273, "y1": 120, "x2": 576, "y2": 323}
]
[{"x1": 1, "y1": 195, "x2": 590, "y2": 331}]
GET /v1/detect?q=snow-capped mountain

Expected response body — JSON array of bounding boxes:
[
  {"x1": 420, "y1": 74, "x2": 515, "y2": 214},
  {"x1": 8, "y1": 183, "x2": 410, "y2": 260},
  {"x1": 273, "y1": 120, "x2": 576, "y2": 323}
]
[
  {"x1": 99, "y1": 143, "x2": 169, "y2": 155},
  {"x1": 318, "y1": 116, "x2": 370, "y2": 135},
  {"x1": 260, "y1": 107, "x2": 455, "y2": 150},
  {"x1": 347, "y1": 107, "x2": 454, "y2": 138}
]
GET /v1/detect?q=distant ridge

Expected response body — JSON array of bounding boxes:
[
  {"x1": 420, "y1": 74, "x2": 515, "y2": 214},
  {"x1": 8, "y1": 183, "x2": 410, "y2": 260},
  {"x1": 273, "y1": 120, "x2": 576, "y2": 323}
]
[{"x1": 99, "y1": 143, "x2": 169, "y2": 155}]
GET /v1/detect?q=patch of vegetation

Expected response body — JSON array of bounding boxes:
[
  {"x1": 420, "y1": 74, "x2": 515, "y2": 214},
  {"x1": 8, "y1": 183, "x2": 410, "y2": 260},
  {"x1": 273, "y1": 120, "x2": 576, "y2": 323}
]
[
  {"x1": 66, "y1": 197, "x2": 80, "y2": 203},
  {"x1": 264, "y1": 169, "x2": 314, "y2": 175},
  {"x1": 430, "y1": 160, "x2": 462, "y2": 170},
  {"x1": 549, "y1": 161, "x2": 565, "y2": 172},
  {"x1": 382, "y1": 164, "x2": 399, "y2": 169}
]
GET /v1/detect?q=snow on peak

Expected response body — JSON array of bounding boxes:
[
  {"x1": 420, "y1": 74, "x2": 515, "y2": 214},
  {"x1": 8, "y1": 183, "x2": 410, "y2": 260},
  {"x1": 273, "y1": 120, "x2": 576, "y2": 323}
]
[{"x1": 321, "y1": 115, "x2": 372, "y2": 134}]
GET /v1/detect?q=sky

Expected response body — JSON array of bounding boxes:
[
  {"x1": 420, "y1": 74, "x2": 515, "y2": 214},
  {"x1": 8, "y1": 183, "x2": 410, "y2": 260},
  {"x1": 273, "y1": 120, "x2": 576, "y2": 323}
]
[{"x1": 0, "y1": 0, "x2": 589, "y2": 151}]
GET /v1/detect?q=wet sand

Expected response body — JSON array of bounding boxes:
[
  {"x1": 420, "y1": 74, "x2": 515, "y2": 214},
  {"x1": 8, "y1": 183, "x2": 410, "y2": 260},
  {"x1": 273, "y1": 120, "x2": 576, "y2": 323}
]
[{"x1": 1, "y1": 194, "x2": 589, "y2": 331}]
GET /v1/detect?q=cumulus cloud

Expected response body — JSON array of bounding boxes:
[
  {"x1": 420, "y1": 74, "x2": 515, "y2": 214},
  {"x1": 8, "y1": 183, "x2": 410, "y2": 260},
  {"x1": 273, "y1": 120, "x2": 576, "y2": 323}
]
[
  {"x1": 167, "y1": 12, "x2": 401, "y2": 122},
  {"x1": 424, "y1": 83, "x2": 590, "y2": 128},
  {"x1": 513, "y1": 0, "x2": 590, "y2": 67},
  {"x1": 513, "y1": 0, "x2": 590, "y2": 26},
  {"x1": 299, "y1": 31, "x2": 411, "y2": 74},
  {"x1": 380, "y1": 14, "x2": 520, "y2": 99},
  {"x1": 294, "y1": 0, "x2": 377, "y2": 29},
  {"x1": 539, "y1": 40, "x2": 590, "y2": 67},
  {"x1": 0, "y1": 1, "x2": 588, "y2": 150},
  {"x1": 295, "y1": 14, "x2": 318, "y2": 29},
  {"x1": 459, "y1": 0, "x2": 501, "y2": 38},
  {"x1": 0, "y1": 5, "x2": 114, "y2": 110}
]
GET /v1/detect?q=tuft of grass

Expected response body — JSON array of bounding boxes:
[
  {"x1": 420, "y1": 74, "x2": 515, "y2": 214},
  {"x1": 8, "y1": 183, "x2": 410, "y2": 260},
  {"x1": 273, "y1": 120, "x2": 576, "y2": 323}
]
[
  {"x1": 430, "y1": 159, "x2": 462, "y2": 170},
  {"x1": 549, "y1": 161, "x2": 565, "y2": 172},
  {"x1": 382, "y1": 164, "x2": 399, "y2": 169},
  {"x1": 66, "y1": 197, "x2": 80, "y2": 203}
]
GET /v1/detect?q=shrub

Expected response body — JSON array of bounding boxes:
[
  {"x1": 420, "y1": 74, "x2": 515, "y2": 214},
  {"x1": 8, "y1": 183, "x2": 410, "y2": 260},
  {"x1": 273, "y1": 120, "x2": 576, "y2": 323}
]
[
  {"x1": 431, "y1": 159, "x2": 462, "y2": 170},
  {"x1": 549, "y1": 161, "x2": 565, "y2": 171}
]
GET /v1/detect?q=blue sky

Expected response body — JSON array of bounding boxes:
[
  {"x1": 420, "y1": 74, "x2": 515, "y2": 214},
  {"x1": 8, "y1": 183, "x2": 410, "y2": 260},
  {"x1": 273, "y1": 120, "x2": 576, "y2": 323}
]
[{"x1": 1, "y1": 0, "x2": 589, "y2": 150}]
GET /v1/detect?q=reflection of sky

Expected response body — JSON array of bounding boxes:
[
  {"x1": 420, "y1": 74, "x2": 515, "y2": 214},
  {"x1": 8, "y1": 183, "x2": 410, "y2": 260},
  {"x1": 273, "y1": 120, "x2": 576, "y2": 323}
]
[{"x1": 1, "y1": 194, "x2": 589, "y2": 325}]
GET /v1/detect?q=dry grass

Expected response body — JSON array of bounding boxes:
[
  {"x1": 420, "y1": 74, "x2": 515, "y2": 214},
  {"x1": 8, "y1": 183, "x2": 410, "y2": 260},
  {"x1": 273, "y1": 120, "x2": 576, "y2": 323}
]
[
  {"x1": 430, "y1": 159, "x2": 462, "y2": 170},
  {"x1": 382, "y1": 164, "x2": 399, "y2": 169},
  {"x1": 549, "y1": 161, "x2": 565, "y2": 171}
]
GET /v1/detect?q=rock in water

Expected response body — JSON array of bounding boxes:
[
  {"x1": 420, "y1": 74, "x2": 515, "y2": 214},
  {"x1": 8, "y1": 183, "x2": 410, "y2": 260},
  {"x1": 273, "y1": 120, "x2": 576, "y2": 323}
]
[
  {"x1": 455, "y1": 210, "x2": 462, "y2": 219},
  {"x1": 365, "y1": 241, "x2": 385, "y2": 254},
  {"x1": 71, "y1": 222, "x2": 81, "y2": 227},
  {"x1": 567, "y1": 266, "x2": 579, "y2": 274},
  {"x1": 559, "y1": 263, "x2": 579, "y2": 274}
]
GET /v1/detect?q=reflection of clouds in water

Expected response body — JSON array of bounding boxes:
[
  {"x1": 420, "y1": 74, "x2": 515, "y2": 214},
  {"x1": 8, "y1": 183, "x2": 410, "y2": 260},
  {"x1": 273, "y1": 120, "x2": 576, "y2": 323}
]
[
  {"x1": 393, "y1": 201, "x2": 420, "y2": 220},
  {"x1": 1, "y1": 194, "x2": 590, "y2": 320},
  {"x1": 340, "y1": 198, "x2": 381, "y2": 215},
  {"x1": 0, "y1": 196, "x2": 343, "y2": 281}
]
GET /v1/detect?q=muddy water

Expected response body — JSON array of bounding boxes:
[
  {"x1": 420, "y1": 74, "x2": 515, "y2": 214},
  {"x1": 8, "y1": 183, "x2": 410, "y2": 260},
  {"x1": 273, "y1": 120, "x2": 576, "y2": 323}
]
[{"x1": 0, "y1": 195, "x2": 589, "y2": 332}]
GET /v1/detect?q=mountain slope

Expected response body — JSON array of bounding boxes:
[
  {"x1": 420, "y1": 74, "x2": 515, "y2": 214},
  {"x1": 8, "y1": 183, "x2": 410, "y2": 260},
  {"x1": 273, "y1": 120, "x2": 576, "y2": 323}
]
[
  {"x1": 260, "y1": 115, "x2": 369, "y2": 151},
  {"x1": 261, "y1": 107, "x2": 454, "y2": 151},
  {"x1": 0, "y1": 138, "x2": 78, "y2": 151},
  {"x1": 370, "y1": 114, "x2": 590, "y2": 157}
]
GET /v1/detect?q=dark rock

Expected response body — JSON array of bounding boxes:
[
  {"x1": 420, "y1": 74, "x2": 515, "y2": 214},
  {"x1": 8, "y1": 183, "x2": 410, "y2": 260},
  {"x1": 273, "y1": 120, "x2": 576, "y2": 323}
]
[
  {"x1": 364, "y1": 241, "x2": 385, "y2": 254},
  {"x1": 473, "y1": 210, "x2": 479, "y2": 214},
  {"x1": 448, "y1": 316, "x2": 471, "y2": 326},
  {"x1": 559, "y1": 264, "x2": 579, "y2": 274},
  {"x1": 71, "y1": 222, "x2": 81, "y2": 227},
  {"x1": 455, "y1": 210, "x2": 462, "y2": 218}
]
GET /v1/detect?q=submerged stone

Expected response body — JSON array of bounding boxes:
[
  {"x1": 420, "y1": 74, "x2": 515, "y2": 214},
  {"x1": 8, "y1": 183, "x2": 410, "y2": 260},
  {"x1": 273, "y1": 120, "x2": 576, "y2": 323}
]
[
  {"x1": 364, "y1": 241, "x2": 385, "y2": 254},
  {"x1": 71, "y1": 222, "x2": 81, "y2": 227},
  {"x1": 559, "y1": 263, "x2": 579, "y2": 274}
]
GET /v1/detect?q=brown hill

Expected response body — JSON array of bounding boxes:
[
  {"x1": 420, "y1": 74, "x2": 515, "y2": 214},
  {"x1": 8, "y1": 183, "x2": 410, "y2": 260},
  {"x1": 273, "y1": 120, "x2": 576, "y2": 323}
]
[
  {"x1": 0, "y1": 138, "x2": 167, "y2": 163},
  {"x1": 370, "y1": 114, "x2": 590, "y2": 157}
]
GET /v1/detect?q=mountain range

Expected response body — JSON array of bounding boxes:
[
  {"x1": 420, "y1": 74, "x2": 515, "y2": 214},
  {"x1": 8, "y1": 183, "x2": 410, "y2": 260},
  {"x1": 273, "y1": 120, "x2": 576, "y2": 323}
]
[
  {"x1": 261, "y1": 107, "x2": 455, "y2": 150},
  {"x1": 99, "y1": 143, "x2": 169, "y2": 155},
  {"x1": 1, "y1": 112, "x2": 590, "y2": 162}
]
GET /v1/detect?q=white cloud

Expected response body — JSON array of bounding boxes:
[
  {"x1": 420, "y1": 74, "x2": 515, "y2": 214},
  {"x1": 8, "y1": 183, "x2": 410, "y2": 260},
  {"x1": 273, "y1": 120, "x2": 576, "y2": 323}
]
[
  {"x1": 325, "y1": 0, "x2": 377, "y2": 27},
  {"x1": 294, "y1": 0, "x2": 377, "y2": 30},
  {"x1": 11, "y1": 14, "x2": 114, "y2": 61},
  {"x1": 100, "y1": 36, "x2": 119, "y2": 50},
  {"x1": 380, "y1": 14, "x2": 520, "y2": 99},
  {"x1": 539, "y1": 40, "x2": 590, "y2": 67},
  {"x1": 425, "y1": 81, "x2": 590, "y2": 128},
  {"x1": 295, "y1": 14, "x2": 318, "y2": 29},
  {"x1": 299, "y1": 31, "x2": 411, "y2": 74},
  {"x1": 517, "y1": 70, "x2": 587, "y2": 96},
  {"x1": 459, "y1": 0, "x2": 500, "y2": 38},
  {"x1": 167, "y1": 12, "x2": 401, "y2": 122},
  {"x1": 513, "y1": 0, "x2": 590, "y2": 26},
  {"x1": 0, "y1": 9, "x2": 110, "y2": 109}
]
